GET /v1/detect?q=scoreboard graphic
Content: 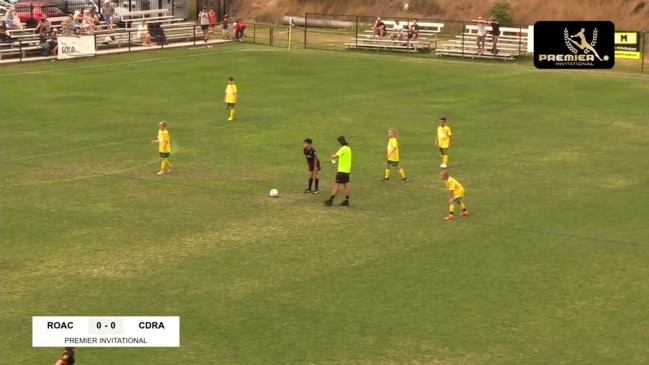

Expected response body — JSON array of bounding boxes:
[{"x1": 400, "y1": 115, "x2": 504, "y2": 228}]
[{"x1": 33, "y1": 316, "x2": 180, "y2": 347}]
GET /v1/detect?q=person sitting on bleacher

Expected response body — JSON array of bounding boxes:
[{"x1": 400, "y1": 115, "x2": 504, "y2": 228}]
[
  {"x1": 35, "y1": 14, "x2": 51, "y2": 34},
  {"x1": 38, "y1": 27, "x2": 50, "y2": 56},
  {"x1": 0, "y1": 20, "x2": 16, "y2": 43},
  {"x1": 407, "y1": 19, "x2": 419, "y2": 40},
  {"x1": 389, "y1": 20, "x2": 405, "y2": 41},
  {"x1": 137, "y1": 19, "x2": 152, "y2": 46},
  {"x1": 3, "y1": 5, "x2": 23, "y2": 30},
  {"x1": 372, "y1": 17, "x2": 386, "y2": 38},
  {"x1": 49, "y1": 28, "x2": 58, "y2": 55}
]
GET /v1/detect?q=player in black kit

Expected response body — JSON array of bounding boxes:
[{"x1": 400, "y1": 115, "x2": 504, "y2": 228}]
[
  {"x1": 303, "y1": 138, "x2": 321, "y2": 194},
  {"x1": 55, "y1": 347, "x2": 75, "y2": 365}
]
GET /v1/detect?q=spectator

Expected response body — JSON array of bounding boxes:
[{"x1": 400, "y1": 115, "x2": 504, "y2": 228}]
[
  {"x1": 208, "y1": 7, "x2": 216, "y2": 38},
  {"x1": 3, "y1": 5, "x2": 23, "y2": 30},
  {"x1": 371, "y1": 17, "x2": 386, "y2": 38},
  {"x1": 102, "y1": 0, "x2": 115, "y2": 30},
  {"x1": 49, "y1": 28, "x2": 59, "y2": 54},
  {"x1": 35, "y1": 14, "x2": 51, "y2": 34},
  {"x1": 38, "y1": 27, "x2": 50, "y2": 56},
  {"x1": 488, "y1": 16, "x2": 500, "y2": 54},
  {"x1": 407, "y1": 19, "x2": 419, "y2": 40},
  {"x1": 197, "y1": 6, "x2": 210, "y2": 44},
  {"x1": 233, "y1": 20, "x2": 246, "y2": 42},
  {"x1": 390, "y1": 19, "x2": 405, "y2": 41},
  {"x1": 82, "y1": 9, "x2": 97, "y2": 33},
  {"x1": 221, "y1": 14, "x2": 229, "y2": 39},
  {"x1": 0, "y1": 21, "x2": 16, "y2": 43},
  {"x1": 60, "y1": 15, "x2": 76, "y2": 36},
  {"x1": 137, "y1": 19, "x2": 151, "y2": 46},
  {"x1": 472, "y1": 16, "x2": 487, "y2": 54}
]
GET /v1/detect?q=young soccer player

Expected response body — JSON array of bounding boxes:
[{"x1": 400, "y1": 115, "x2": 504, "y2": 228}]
[
  {"x1": 324, "y1": 136, "x2": 352, "y2": 206},
  {"x1": 152, "y1": 121, "x2": 172, "y2": 175},
  {"x1": 224, "y1": 76, "x2": 237, "y2": 121},
  {"x1": 441, "y1": 170, "x2": 469, "y2": 220},
  {"x1": 383, "y1": 128, "x2": 408, "y2": 183},
  {"x1": 434, "y1": 117, "x2": 452, "y2": 168},
  {"x1": 303, "y1": 138, "x2": 321, "y2": 194}
]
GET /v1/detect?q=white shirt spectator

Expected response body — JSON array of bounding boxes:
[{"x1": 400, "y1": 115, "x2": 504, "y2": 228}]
[
  {"x1": 393, "y1": 21, "x2": 403, "y2": 34},
  {"x1": 477, "y1": 21, "x2": 487, "y2": 36}
]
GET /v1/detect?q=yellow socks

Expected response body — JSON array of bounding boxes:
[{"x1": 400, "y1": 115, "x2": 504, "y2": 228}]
[
  {"x1": 399, "y1": 168, "x2": 406, "y2": 179},
  {"x1": 229, "y1": 109, "x2": 235, "y2": 119},
  {"x1": 385, "y1": 169, "x2": 391, "y2": 179},
  {"x1": 443, "y1": 155, "x2": 449, "y2": 165},
  {"x1": 161, "y1": 160, "x2": 167, "y2": 171},
  {"x1": 460, "y1": 202, "x2": 466, "y2": 211},
  {"x1": 449, "y1": 204, "x2": 456, "y2": 214}
]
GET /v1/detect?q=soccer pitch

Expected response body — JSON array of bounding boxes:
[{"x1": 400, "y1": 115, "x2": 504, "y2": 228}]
[{"x1": 1, "y1": 46, "x2": 649, "y2": 364}]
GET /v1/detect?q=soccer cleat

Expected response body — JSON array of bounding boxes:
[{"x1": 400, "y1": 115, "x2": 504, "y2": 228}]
[
  {"x1": 440, "y1": 163, "x2": 447, "y2": 168},
  {"x1": 304, "y1": 189, "x2": 312, "y2": 193},
  {"x1": 460, "y1": 211, "x2": 470, "y2": 217},
  {"x1": 381, "y1": 178, "x2": 390, "y2": 182},
  {"x1": 324, "y1": 200, "x2": 333, "y2": 206},
  {"x1": 156, "y1": 170, "x2": 166, "y2": 175},
  {"x1": 401, "y1": 178, "x2": 408, "y2": 183},
  {"x1": 312, "y1": 189, "x2": 319, "y2": 194},
  {"x1": 443, "y1": 214, "x2": 454, "y2": 220},
  {"x1": 339, "y1": 200, "x2": 350, "y2": 206},
  {"x1": 227, "y1": 117, "x2": 233, "y2": 121}
]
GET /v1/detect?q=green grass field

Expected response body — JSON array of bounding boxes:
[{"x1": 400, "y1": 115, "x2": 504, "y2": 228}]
[{"x1": 1, "y1": 45, "x2": 649, "y2": 365}]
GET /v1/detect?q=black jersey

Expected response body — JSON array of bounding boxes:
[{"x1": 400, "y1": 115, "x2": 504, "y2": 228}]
[{"x1": 304, "y1": 147, "x2": 319, "y2": 165}]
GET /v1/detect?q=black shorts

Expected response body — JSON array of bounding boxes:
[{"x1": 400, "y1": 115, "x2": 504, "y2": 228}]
[
  {"x1": 201, "y1": 24, "x2": 209, "y2": 31},
  {"x1": 308, "y1": 163, "x2": 321, "y2": 172},
  {"x1": 335, "y1": 172, "x2": 350, "y2": 184}
]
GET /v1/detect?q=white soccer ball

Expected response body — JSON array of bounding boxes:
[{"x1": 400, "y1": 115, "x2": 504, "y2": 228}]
[
  {"x1": 403, "y1": 3, "x2": 409, "y2": 10},
  {"x1": 269, "y1": 188, "x2": 279, "y2": 197}
]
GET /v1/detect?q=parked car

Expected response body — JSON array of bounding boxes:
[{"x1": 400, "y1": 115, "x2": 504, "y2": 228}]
[
  {"x1": 49, "y1": 0, "x2": 96, "y2": 14},
  {"x1": 14, "y1": 2, "x2": 65, "y2": 28}
]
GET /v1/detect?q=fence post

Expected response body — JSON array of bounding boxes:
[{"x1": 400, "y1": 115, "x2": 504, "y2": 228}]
[
  {"x1": 461, "y1": 21, "x2": 465, "y2": 58},
  {"x1": 355, "y1": 16, "x2": 358, "y2": 49},
  {"x1": 303, "y1": 13, "x2": 308, "y2": 49},
  {"x1": 642, "y1": 31, "x2": 646, "y2": 73},
  {"x1": 252, "y1": 24, "x2": 256, "y2": 44},
  {"x1": 18, "y1": 40, "x2": 22, "y2": 62},
  {"x1": 270, "y1": 26, "x2": 273, "y2": 47}
]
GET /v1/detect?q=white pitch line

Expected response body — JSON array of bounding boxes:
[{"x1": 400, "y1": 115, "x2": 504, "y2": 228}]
[{"x1": 1, "y1": 160, "x2": 158, "y2": 188}]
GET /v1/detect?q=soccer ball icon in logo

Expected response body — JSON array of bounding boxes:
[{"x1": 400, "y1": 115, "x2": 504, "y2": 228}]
[
  {"x1": 403, "y1": 3, "x2": 409, "y2": 10},
  {"x1": 269, "y1": 188, "x2": 279, "y2": 197}
]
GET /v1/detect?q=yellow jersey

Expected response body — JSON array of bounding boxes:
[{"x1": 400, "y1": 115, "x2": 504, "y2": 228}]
[
  {"x1": 225, "y1": 83, "x2": 238, "y2": 104},
  {"x1": 445, "y1": 176, "x2": 465, "y2": 198},
  {"x1": 158, "y1": 129, "x2": 171, "y2": 153},
  {"x1": 387, "y1": 137, "x2": 399, "y2": 161},
  {"x1": 437, "y1": 125, "x2": 452, "y2": 148}
]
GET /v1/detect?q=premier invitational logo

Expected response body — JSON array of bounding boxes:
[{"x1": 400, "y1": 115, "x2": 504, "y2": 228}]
[{"x1": 534, "y1": 21, "x2": 615, "y2": 69}]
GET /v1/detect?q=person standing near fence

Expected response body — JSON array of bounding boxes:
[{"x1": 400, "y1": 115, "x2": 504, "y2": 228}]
[
  {"x1": 197, "y1": 6, "x2": 210, "y2": 45},
  {"x1": 472, "y1": 16, "x2": 487, "y2": 54},
  {"x1": 102, "y1": 0, "x2": 114, "y2": 30},
  {"x1": 488, "y1": 17, "x2": 500, "y2": 54},
  {"x1": 221, "y1": 14, "x2": 229, "y2": 39},
  {"x1": 208, "y1": 7, "x2": 216, "y2": 38}
]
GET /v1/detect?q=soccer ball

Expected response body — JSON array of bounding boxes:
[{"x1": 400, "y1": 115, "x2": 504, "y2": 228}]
[
  {"x1": 269, "y1": 188, "x2": 279, "y2": 197},
  {"x1": 403, "y1": 3, "x2": 409, "y2": 10}
]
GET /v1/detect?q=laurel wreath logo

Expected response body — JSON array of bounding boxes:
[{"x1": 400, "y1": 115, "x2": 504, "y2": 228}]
[{"x1": 564, "y1": 28, "x2": 578, "y2": 54}]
